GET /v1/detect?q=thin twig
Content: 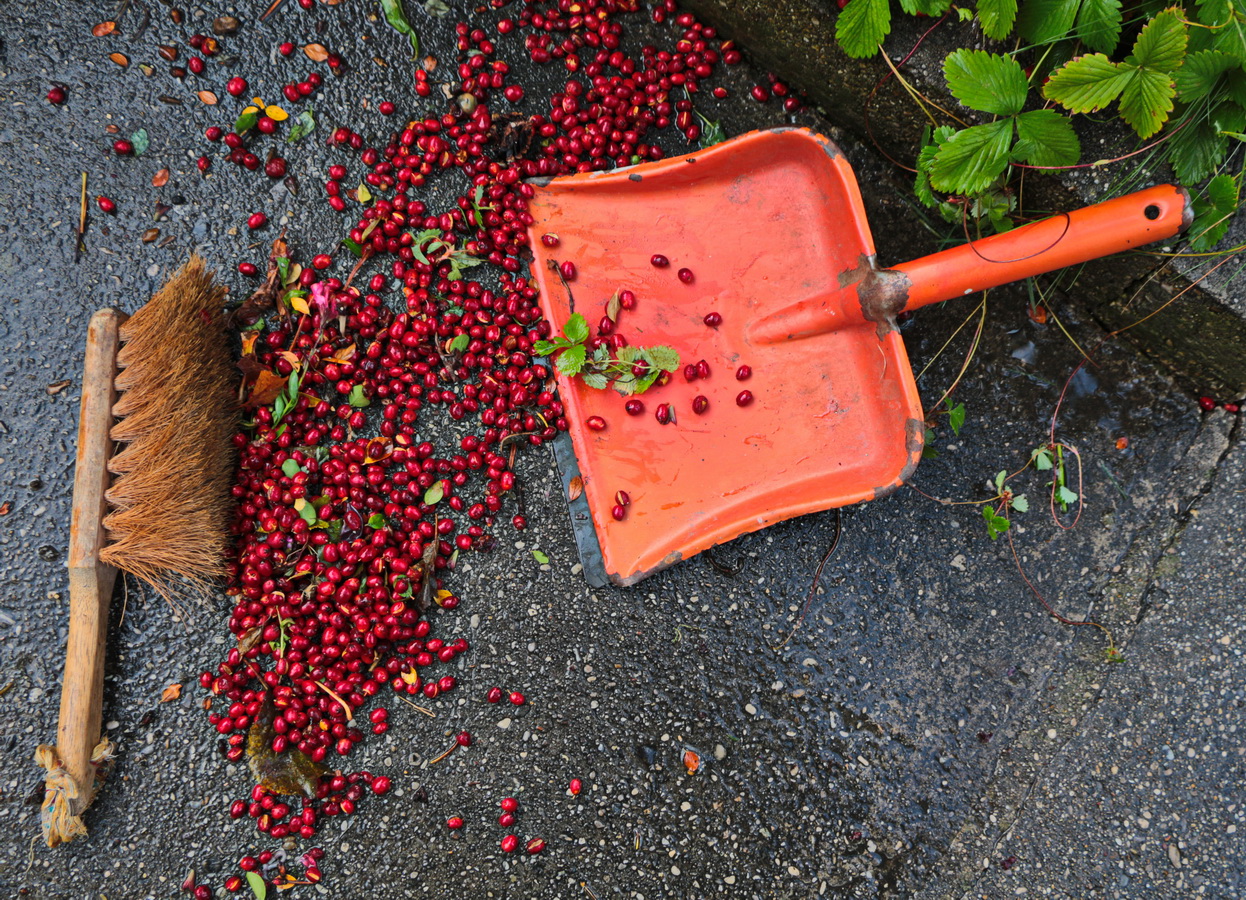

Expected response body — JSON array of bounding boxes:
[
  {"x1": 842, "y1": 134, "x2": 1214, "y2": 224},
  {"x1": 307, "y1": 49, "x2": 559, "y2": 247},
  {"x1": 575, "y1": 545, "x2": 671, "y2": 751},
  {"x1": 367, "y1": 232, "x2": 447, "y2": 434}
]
[{"x1": 772, "y1": 509, "x2": 843, "y2": 651}]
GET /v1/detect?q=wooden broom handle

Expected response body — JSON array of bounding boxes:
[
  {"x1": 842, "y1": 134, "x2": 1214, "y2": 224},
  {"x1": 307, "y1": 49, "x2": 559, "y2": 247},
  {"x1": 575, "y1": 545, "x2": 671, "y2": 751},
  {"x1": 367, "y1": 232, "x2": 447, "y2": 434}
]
[{"x1": 56, "y1": 308, "x2": 126, "y2": 807}]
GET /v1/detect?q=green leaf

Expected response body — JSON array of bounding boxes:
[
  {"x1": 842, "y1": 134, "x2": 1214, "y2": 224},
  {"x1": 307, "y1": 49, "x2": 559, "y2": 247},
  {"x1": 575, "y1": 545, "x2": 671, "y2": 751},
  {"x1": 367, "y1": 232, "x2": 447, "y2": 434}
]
[
  {"x1": 276, "y1": 256, "x2": 290, "y2": 284},
  {"x1": 1189, "y1": 172, "x2": 1239, "y2": 249},
  {"x1": 555, "y1": 342, "x2": 586, "y2": 376},
  {"x1": 1012, "y1": 109, "x2": 1082, "y2": 166},
  {"x1": 641, "y1": 345, "x2": 681, "y2": 372},
  {"x1": 697, "y1": 115, "x2": 728, "y2": 148},
  {"x1": 563, "y1": 313, "x2": 589, "y2": 344},
  {"x1": 1017, "y1": 0, "x2": 1081, "y2": 46},
  {"x1": 424, "y1": 481, "x2": 444, "y2": 505},
  {"x1": 632, "y1": 368, "x2": 662, "y2": 394},
  {"x1": 1207, "y1": 170, "x2": 1240, "y2": 209},
  {"x1": 531, "y1": 549, "x2": 549, "y2": 565},
  {"x1": 614, "y1": 345, "x2": 642, "y2": 364},
  {"x1": 1010, "y1": 494, "x2": 1030, "y2": 512},
  {"x1": 581, "y1": 372, "x2": 609, "y2": 390},
  {"x1": 1130, "y1": 8, "x2": 1188, "y2": 71},
  {"x1": 976, "y1": 0, "x2": 1019, "y2": 40},
  {"x1": 246, "y1": 870, "x2": 268, "y2": 900},
  {"x1": 1076, "y1": 0, "x2": 1123, "y2": 54},
  {"x1": 995, "y1": 470, "x2": 1007, "y2": 493},
  {"x1": 342, "y1": 238, "x2": 363, "y2": 258},
  {"x1": 928, "y1": 120, "x2": 1015, "y2": 195},
  {"x1": 1118, "y1": 66, "x2": 1178, "y2": 137},
  {"x1": 381, "y1": 0, "x2": 421, "y2": 55},
  {"x1": 943, "y1": 49, "x2": 1028, "y2": 116},
  {"x1": 982, "y1": 505, "x2": 1011, "y2": 539},
  {"x1": 1044, "y1": 54, "x2": 1131, "y2": 112},
  {"x1": 130, "y1": 128, "x2": 150, "y2": 156},
  {"x1": 1196, "y1": 0, "x2": 1232, "y2": 26},
  {"x1": 348, "y1": 383, "x2": 369, "y2": 407},
  {"x1": 836, "y1": 0, "x2": 891, "y2": 59},
  {"x1": 235, "y1": 110, "x2": 259, "y2": 134},
  {"x1": 1169, "y1": 118, "x2": 1226, "y2": 183},
  {"x1": 1033, "y1": 447, "x2": 1054, "y2": 470},
  {"x1": 281, "y1": 459, "x2": 301, "y2": 478},
  {"x1": 533, "y1": 339, "x2": 567, "y2": 356},
  {"x1": 286, "y1": 107, "x2": 316, "y2": 143},
  {"x1": 447, "y1": 333, "x2": 469, "y2": 353},
  {"x1": 1055, "y1": 485, "x2": 1079, "y2": 507},
  {"x1": 948, "y1": 402, "x2": 966, "y2": 436},
  {"x1": 296, "y1": 500, "x2": 317, "y2": 526},
  {"x1": 326, "y1": 518, "x2": 343, "y2": 541},
  {"x1": 1173, "y1": 49, "x2": 1237, "y2": 100},
  {"x1": 368, "y1": 513, "x2": 387, "y2": 529}
]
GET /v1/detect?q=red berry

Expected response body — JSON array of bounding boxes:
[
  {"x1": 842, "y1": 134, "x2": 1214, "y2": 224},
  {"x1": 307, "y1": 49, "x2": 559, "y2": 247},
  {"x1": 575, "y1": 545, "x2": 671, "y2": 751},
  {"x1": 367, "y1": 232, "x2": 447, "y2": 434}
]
[
  {"x1": 455, "y1": 730, "x2": 472, "y2": 747},
  {"x1": 498, "y1": 812, "x2": 516, "y2": 827},
  {"x1": 279, "y1": 42, "x2": 295, "y2": 56},
  {"x1": 1197, "y1": 395, "x2": 1216, "y2": 411},
  {"x1": 655, "y1": 403, "x2": 673, "y2": 425},
  {"x1": 619, "y1": 289, "x2": 636, "y2": 309},
  {"x1": 611, "y1": 504, "x2": 626, "y2": 521},
  {"x1": 624, "y1": 398, "x2": 644, "y2": 416},
  {"x1": 650, "y1": 253, "x2": 669, "y2": 268},
  {"x1": 500, "y1": 796, "x2": 519, "y2": 812},
  {"x1": 541, "y1": 233, "x2": 559, "y2": 247},
  {"x1": 615, "y1": 490, "x2": 630, "y2": 506},
  {"x1": 486, "y1": 686, "x2": 504, "y2": 703},
  {"x1": 569, "y1": 778, "x2": 582, "y2": 795},
  {"x1": 265, "y1": 157, "x2": 288, "y2": 178},
  {"x1": 525, "y1": 837, "x2": 546, "y2": 855},
  {"x1": 197, "y1": 155, "x2": 211, "y2": 173},
  {"x1": 508, "y1": 691, "x2": 525, "y2": 706},
  {"x1": 736, "y1": 365, "x2": 752, "y2": 380},
  {"x1": 692, "y1": 395, "x2": 709, "y2": 415},
  {"x1": 257, "y1": 116, "x2": 277, "y2": 134},
  {"x1": 447, "y1": 816, "x2": 464, "y2": 830},
  {"x1": 226, "y1": 76, "x2": 247, "y2": 97},
  {"x1": 500, "y1": 834, "x2": 519, "y2": 853},
  {"x1": 247, "y1": 211, "x2": 267, "y2": 229},
  {"x1": 371, "y1": 775, "x2": 391, "y2": 794},
  {"x1": 751, "y1": 84, "x2": 771, "y2": 102},
  {"x1": 379, "y1": 101, "x2": 396, "y2": 115},
  {"x1": 503, "y1": 84, "x2": 525, "y2": 102},
  {"x1": 238, "y1": 262, "x2": 259, "y2": 276},
  {"x1": 96, "y1": 196, "x2": 116, "y2": 214},
  {"x1": 559, "y1": 260, "x2": 577, "y2": 281},
  {"x1": 188, "y1": 56, "x2": 205, "y2": 74},
  {"x1": 736, "y1": 390, "x2": 754, "y2": 407},
  {"x1": 586, "y1": 415, "x2": 606, "y2": 431},
  {"x1": 205, "y1": 125, "x2": 223, "y2": 141},
  {"x1": 1225, "y1": 401, "x2": 1241, "y2": 413},
  {"x1": 47, "y1": 86, "x2": 67, "y2": 104},
  {"x1": 312, "y1": 253, "x2": 332, "y2": 269},
  {"x1": 677, "y1": 267, "x2": 694, "y2": 283},
  {"x1": 113, "y1": 138, "x2": 133, "y2": 155},
  {"x1": 703, "y1": 311, "x2": 723, "y2": 328}
]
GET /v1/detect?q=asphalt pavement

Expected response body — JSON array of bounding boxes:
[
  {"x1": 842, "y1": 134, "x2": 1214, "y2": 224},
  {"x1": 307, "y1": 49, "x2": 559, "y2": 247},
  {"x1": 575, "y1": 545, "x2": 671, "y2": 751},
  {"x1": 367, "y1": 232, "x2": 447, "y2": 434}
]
[{"x1": 0, "y1": 3, "x2": 1242, "y2": 899}]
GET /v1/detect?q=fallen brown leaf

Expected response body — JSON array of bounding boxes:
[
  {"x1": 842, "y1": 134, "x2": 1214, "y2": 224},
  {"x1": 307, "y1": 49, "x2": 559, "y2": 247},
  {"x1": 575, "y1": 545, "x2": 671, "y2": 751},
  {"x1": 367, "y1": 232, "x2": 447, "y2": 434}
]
[
  {"x1": 157, "y1": 44, "x2": 178, "y2": 61},
  {"x1": 303, "y1": 43, "x2": 330, "y2": 62},
  {"x1": 161, "y1": 683, "x2": 182, "y2": 702},
  {"x1": 568, "y1": 475, "x2": 584, "y2": 501},
  {"x1": 152, "y1": 168, "x2": 169, "y2": 187},
  {"x1": 92, "y1": 21, "x2": 117, "y2": 37},
  {"x1": 141, "y1": 228, "x2": 160, "y2": 243},
  {"x1": 197, "y1": 90, "x2": 218, "y2": 105},
  {"x1": 230, "y1": 235, "x2": 289, "y2": 325},
  {"x1": 46, "y1": 379, "x2": 71, "y2": 395},
  {"x1": 244, "y1": 368, "x2": 288, "y2": 409},
  {"x1": 0, "y1": 501, "x2": 11, "y2": 516},
  {"x1": 108, "y1": 52, "x2": 129, "y2": 67}
]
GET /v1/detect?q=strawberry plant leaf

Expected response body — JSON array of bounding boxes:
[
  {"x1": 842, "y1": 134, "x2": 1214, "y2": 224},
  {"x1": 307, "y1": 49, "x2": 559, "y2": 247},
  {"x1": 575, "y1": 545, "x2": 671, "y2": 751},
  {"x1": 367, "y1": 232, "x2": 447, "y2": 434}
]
[
  {"x1": 1044, "y1": 54, "x2": 1131, "y2": 113},
  {"x1": 641, "y1": 345, "x2": 680, "y2": 372},
  {"x1": 948, "y1": 401, "x2": 966, "y2": 435},
  {"x1": 532, "y1": 339, "x2": 566, "y2": 356},
  {"x1": 368, "y1": 512, "x2": 387, "y2": 529},
  {"x1": 944, "y1": 49, "x2": 1028, "y2": 116},
  {"x1": 1013, "y1": 109, "x2": 1082, "y2": 166},
  {"x1": 555, "y1": 342, "x2": 586, "y2": 376},
  {"x1": 1130, "y1": 9, "x2": 1188, "y2": 72},
  {"x1": 235, "y1": 110, "x2": 259, "y2": 134},
  {"x1": 581, "y1": 372, "x2": 609, "y2": 390},
  {"x1": 1011, "y1": 494, "x2": 1029, "y2": 512},
  {"x1": 348, "y1": 383, "x2": 369, "y2": 407},
  {"x1": 615, "y1": 345, "x2": 642, "y2": 364},
  {"x1": 1017, "y1": 0, "x2": 1081, "y2": 46},
  {"x1": 1207, "y1": 169, "x2": 1240, "y2": 209},
  {"x1": 1118, "y1": 66, "x2": 1178, "y2": 138},
  {"x1": 1033, "y1": 447, "x2": 1054, "y2": 470},
  {"x1": 1195, "y1": 0, "x2": 1231, "y2": 26},
  {"x1": 1189, "y1": 172, "x2": 1239, "y2": 249},
  {"x1": 1173, "y1": 49, "x2": 1237, "y2": 100},
  {"x1": 563, "y1": 313, "x2": 589, "y2": 344},
  {"x1": 928, "y1": 120, "x2": 1014, "y2": 195},
  {"x1": 1168, "y1": 118, "x2": 1226, "y2": 183},
  {"x1": 1055, "y1": 485, "x2": 1079, "y2": 508},
  {"x1": 632, "y1": 368, "x2": 662, "y2": 394},
  {"x1": 836, "y1": 0, "x2": 891, "y2": 59},
  {"x1": 130, "y1": 128, "x2": 150, "y2": 156},
  {"x1": 976, "y1": 0, "x2": 1019, "y2": 40},
  {"x1": 982, "y1": 505, "x2": 1011, "y2": 539},
  {"x1": 447, "y1": 333, "x2": 469, "y2": 353},
  {"x1": 1076, "y1": 0, "x2": 1124, "y2": 54}
]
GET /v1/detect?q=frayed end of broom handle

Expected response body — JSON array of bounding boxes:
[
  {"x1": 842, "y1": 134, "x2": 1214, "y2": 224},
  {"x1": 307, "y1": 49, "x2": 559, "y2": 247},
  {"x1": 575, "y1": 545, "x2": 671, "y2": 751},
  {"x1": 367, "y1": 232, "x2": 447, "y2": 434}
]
[{"x1": 55, "y1": 308, "x2": 127, "y2": 816}]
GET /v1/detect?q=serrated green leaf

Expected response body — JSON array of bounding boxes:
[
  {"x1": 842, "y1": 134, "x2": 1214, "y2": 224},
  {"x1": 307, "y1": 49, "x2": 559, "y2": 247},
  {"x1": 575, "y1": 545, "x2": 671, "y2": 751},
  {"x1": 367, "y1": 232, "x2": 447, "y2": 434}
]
[
  {"x1": 235, "y1": 110, "x2": 259, "y2": 134},
  {"x1": 901, "y1": 0, "x2": 953, "y2": 13},
  {"x1": 1076, "y1": 0, "x2": 1123, "y2": 53},
  {"x1": 1013, "y1": 109, "x2": 1082, "y2": 166},
  {"x1": 982, "y1": 505, "x2": 1011, "y2": 539},
  {"x1": 977, "y1": 0, "x2": 1019, "y2": 40},
  {"x1": 368, "y1": 513, "x2": 387, "y2": 529},
  {"x1": 348, "y1": 383, "x2": 369, "y2": 407},
  {"x1": 1011, "y1": 494, "x2": 1029, "y2": 512},
  {"x1": 1169, "y1": 118, "x2": 1226, "y2": 183},
  {"x1": 1119, "y1": 66, "x2": 1177, "y2": 138},
  {"x1": 424, "y1": 481, "x2": 444, "y2": 505},
  {"x1": 928, "y1": 120, "x2": 1014, "y2": 195},
  {"x1": 1056, "y1": 485, "x2": 1079, "y2": 506},
  {"x1": 1129, "y1": 9, "x2": 1188, "y2": 71},
  {"x1": 1207, "y1": 171, "x2": 1240, "y2": 210},
  {"x1": 1173, "y1": 49, "x2": 1238, "y2": 101},
  {"x1": 1033, "y1": 447, "x2": 1054, "y2": 470},
  {"x1": 836, "y1": 0, "x2": 891, "y2": 59},
  {"x1": 615, "y1": 345, "x2": 642, "y2": 364},
  {"x1": 1044, "y1": 54, "x2": 1131, "y2": 112},
  {"x1": 448, "y1": 333, "x2": 469, "y2": 353},
  {"x1": 948, "y1": 402, "x2": 966, "y2": 435},
  {"x1": 612, "y1": 376, "x2": 636, "y2": 396},
  {"x1": 531, "y1": 549, "x2": 549, "y2": 565},
  {"x1": 246, "y1": 870, "x2": 268, "y2": 900},
  {"x1": 632, "y1": 368, "x2": 662, "y2": 394},
  {"x1": 944, "y1": 49, "x2": 1029, "y2": 116},
  {"x1": 1207, "y1": 15, "x2": 1246, "y2": 64},
  {"x1": 641, "y1": 345, "x2": 681, "y2": 372},
  {"x1": 327, "y1": 518, "x2": 343, "y2": 541},
  {"x1": 555, "y1": 342, "x2": 586, "y2": 376},
  {"x1": 1189, "y1": 172, "x2": 1240, "y2": 249},
  {"x1": 1196, "y1": 0, "x2": 1231, "y2": 26},
  {"x1": 130, "y1": 128, "x2": 150, "y2": 156},
  {"x1": 581, "y1": 372, "x2": 609, "y2": 390},
  {"x1": 563, "y1": 313, "x2": 589, "y2": 344},
  {"x1": 281, "y1": 459, "x2": 301, "y2": 478},
  {"x1": 533, "y1": 339, "x2": 565, "y2": 356},
  {"x1": 1017, "y1": 0, "x2": 1081, "y2": 46}
]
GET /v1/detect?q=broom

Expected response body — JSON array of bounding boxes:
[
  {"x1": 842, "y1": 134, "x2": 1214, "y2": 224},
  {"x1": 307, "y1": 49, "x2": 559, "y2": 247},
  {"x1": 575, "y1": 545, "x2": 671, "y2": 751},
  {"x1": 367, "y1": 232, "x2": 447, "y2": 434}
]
[{"x1": 36, "y1": 255, "x2": 238, "y2": 847}]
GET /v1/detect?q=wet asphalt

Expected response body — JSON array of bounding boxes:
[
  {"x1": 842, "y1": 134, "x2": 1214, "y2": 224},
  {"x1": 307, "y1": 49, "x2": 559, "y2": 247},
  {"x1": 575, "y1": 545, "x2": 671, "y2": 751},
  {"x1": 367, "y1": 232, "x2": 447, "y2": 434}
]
[{"x1": 0, "y1": 3, "x2": 1243, "y2": 899}]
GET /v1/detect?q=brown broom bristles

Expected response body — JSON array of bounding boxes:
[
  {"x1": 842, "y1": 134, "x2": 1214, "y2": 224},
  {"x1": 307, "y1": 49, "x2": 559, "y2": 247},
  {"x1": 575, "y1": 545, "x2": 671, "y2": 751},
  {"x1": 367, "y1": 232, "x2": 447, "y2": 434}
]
[{"x1": 98, "y1": 255, "x2": 238, "y2": 596}]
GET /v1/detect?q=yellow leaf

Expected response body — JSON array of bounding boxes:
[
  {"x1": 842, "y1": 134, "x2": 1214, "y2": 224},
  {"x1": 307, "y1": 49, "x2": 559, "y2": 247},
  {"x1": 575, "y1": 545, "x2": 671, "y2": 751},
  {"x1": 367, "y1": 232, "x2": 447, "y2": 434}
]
[
  {"x1": 294, "y1": 498, "x2": 308, "y2": 512},
  {"x1": 265, "y1": 105, "x2": 290, "y2": 122},
  {"x1": 288, "y1": 294, "x2": 310, "y2": 315},
  {"x1": 242, "y1": 105, "x2": 259, "y2": 116},
  {"x1": 357, "y1": 183, "x2": 373, "y2": 203},
  {"x1": 401, "y1": 669, "x2": 420, "y2": 686}
]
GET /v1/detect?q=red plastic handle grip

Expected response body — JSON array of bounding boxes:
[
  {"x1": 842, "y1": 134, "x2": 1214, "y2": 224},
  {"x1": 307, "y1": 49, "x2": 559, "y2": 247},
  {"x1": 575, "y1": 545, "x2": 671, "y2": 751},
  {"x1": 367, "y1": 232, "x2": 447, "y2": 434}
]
[{"x1": 891, "y1": 184, "x2": 1190, "y2": 312}]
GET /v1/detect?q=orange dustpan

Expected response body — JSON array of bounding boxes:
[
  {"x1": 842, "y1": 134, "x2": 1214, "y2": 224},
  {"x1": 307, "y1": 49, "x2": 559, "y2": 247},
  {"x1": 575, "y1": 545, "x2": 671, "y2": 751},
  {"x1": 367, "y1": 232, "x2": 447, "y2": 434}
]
[{"x1": 526, "y1": 128, "x2": 1189, "y2": 587}]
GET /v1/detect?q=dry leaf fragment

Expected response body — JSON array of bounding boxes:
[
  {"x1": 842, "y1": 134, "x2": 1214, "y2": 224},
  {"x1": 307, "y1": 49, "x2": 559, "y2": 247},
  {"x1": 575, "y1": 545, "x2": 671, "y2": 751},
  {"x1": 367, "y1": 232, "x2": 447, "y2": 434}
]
[
  {"x1": 157, "y1": 44, "x2": 178, "y2": 61},
  {"x1": 161, "y1": 683, "x2": 182, "y2": 702},
  {"x1": 0, "y1": 501, "x2": 11, "y2": 516},
  {"x1": 46, "y1": 380, "x2": 71, "y2": 395},
  {"x1": 568, "y1": 475, "x2": 584, "y2": 501},
  {"x1": 682, "y1": 747, "x2": 702, "y2": 774},
  {"x1": 152, "y1": 168, "x2": 169, "y2": 187},
  {"x1": 141, "y1": 228, "x2": 160, "y2": 243},
  {"x1": 212, "y1": 15, "x2": 241, "y2": 35},
  {"x1": 243, "y1": 368, "x2": 287, "y2": 408},
  {"x1": 108, "y1": 52, "x2": 129, "y2": 67},
  {"x1": 303, "y1": 43, "x2": 330, "y2": 62},
  {"x1": 197, "y1": 90, "x2": 218, "y2": 105},
  {"x1": 92, "y1": 21, "x2": 117, "y2": 37}
]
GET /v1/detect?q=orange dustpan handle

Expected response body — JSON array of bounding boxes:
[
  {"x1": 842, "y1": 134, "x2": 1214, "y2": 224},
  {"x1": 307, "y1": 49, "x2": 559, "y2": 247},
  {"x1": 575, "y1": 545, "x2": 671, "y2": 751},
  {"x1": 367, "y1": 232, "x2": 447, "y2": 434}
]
[{"x1": 886, "y1": 185, "x2": 1190, "y2": 314}]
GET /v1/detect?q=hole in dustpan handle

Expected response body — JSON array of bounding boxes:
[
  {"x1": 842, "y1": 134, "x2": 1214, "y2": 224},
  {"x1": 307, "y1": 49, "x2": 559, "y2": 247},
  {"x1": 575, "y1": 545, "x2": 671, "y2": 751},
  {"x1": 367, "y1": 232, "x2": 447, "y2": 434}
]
[{"x1": 872, "y1": 185, "x2": 1191, "y2": 319}]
